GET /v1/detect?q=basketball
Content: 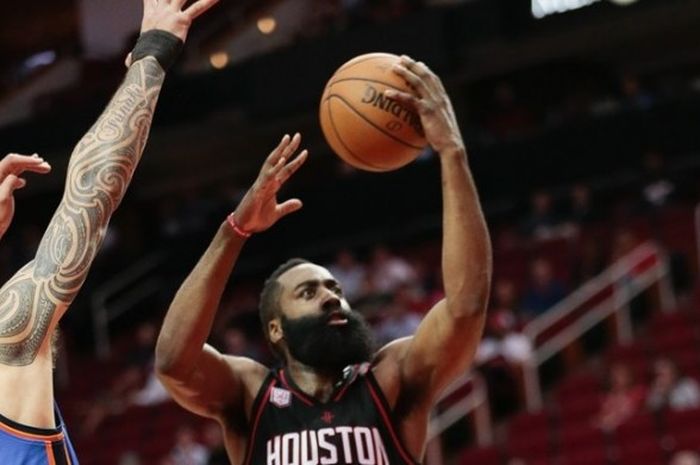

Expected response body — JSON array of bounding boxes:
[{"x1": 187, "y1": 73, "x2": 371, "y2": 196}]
[{"x1": 319, "y1": 52, "x2": 427, "y2": 172}]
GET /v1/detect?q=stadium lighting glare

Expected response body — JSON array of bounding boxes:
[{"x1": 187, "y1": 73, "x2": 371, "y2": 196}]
[
  {"x1": 532, "y1": 0, "x2": 640, "y2": 18},
  {"x1": 257, "y1": 17, "x2": 277, "y2": 35},
  {"x1": 532, "y1": 0, "x2": 601, "y2": 18},
  {"x1": 209, "y1": 51, "x2": 229, "y2": 69}
]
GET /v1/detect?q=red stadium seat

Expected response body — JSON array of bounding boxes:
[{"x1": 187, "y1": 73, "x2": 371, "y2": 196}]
[{"x1": 458, "y1": 446, "x2": 502, "y2": 465}]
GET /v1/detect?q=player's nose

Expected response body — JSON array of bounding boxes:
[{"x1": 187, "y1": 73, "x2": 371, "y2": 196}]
[{"x1": 321, "y1": 296, "x2": 342, "y2": 313}]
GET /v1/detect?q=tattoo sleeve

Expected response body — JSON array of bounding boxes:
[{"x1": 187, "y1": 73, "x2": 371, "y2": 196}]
[{"x1": 0, "y1": 57, "x2": 165, "y2": 366}]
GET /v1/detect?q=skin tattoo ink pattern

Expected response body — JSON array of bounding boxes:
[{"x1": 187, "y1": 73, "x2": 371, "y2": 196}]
[{"x1": 0, "y1": 57, "x2": 165, "y2": 366}]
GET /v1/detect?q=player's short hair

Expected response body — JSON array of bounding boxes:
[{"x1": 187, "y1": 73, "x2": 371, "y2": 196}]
[{"x1": 259, "y1": 258, "x2": 310, "y2": 355}]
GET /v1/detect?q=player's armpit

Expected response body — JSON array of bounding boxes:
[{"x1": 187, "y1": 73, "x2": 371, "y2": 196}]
[
  {"x1": 398, "y1": 299, "x2": 485, "y2": 402},
  {"x1": 158, "y1": 344, "x2": 266, "y2": 421}
]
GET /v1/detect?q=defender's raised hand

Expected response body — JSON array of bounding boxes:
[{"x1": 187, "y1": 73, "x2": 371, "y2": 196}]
[
  {"x1": 0, "y1": 153, "x2": 51, "y2": 239},
  {"x1": 386, "y1": 55, "x2": 464, "y2": 155},
  {"x1": 232, "y1": 133, "x2": 308, "y2": 234},
  {"x1": 126, "y1": 0, "x2": 219, "y2": 68},
  {"x1": 140, "y1": 0, "x2": 219, "y2": 41}
]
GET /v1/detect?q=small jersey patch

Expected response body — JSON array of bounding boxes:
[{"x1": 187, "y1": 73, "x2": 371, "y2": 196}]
[{"x1": 270, "y1": 387, "x2": 292, "y2": 408}]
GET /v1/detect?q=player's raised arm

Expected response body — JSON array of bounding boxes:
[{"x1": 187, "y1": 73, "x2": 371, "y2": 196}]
[
  {"x1": 0, "y1": 0, "x2": 217, "y2": 365},
  {"x1": 155, "y1": 134, "x2": 307, "y2": 420},
  {"x1": 378, "y1": 56, "x2": 492, "y2": 404}
]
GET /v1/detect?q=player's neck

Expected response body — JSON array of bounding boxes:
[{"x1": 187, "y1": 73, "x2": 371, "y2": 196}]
[{"x1": 286, "y1": 359, "x2": 343, "y2": 403}]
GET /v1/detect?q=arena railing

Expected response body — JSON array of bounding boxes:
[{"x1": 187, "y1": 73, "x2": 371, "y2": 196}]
[
  {"x1": 522, "y1": 241, "x2": 675, "y2": 411},
  {"x1": 91, "y1": 251, "x2": 166, "y2": 359},
  {"x1": 424, "y1": 372, "x2": 492, "y2": 465}
]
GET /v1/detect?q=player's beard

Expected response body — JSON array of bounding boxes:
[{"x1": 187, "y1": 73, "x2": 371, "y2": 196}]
[{"x1": 281, "y1": 310, "x2": 375, "y2": 372}]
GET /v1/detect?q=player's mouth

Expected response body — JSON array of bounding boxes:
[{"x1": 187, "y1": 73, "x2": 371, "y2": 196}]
[{"x1": 327, "y1": 311, "x2": 349, "y2": 326}]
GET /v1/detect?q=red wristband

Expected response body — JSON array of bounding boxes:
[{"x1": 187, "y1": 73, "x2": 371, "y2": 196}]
[{"x1": 226, "y1": 213, "x2": 252, "y2": 238}]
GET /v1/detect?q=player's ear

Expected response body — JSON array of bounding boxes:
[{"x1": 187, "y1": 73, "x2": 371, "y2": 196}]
[{"x1": 268, "y1": 318, "x2": 283, "y2": 344}]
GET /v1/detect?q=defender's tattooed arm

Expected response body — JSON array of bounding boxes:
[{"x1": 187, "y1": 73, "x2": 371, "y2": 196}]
[
  {"x1": 0, "y1": 57, "x2": 165, "y2": 366},
  {"x1": 0, "y1": 0, "x2": 218, "y2": 430}
]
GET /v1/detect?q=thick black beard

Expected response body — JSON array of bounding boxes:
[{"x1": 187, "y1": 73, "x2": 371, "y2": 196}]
[{"x1": 281, "y1": 310, "x2": 375, "y2": 372}]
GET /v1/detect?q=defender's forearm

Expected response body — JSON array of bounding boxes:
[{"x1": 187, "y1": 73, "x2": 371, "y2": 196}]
[
  {"x1": 156, "y1": 222, "x2": 245, "y2": 378},
  {"x1": 439, "y1": 147, "x2": 492, "y2": 317},
  {"x1": 0, "y1": 58, "x2": 165, "y2": 366}
]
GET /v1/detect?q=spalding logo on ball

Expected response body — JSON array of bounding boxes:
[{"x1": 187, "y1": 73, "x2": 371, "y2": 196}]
[{"x1": 320, "y1": 52, "x2": 428, "y2": 172}]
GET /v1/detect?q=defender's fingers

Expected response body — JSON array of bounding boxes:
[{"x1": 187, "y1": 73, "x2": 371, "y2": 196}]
[{"x1": 184, "y1": 0, "x2": 219, "y2": 20}]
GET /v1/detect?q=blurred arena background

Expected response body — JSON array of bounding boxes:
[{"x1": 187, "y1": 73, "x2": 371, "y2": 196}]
[{"x1": 2, "y1": 0, "x2": 700, "y2": 464}]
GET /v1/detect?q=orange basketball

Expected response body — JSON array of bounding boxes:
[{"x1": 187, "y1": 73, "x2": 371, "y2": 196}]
[{"x1": 319, "y1": 53, "x2": 427, "y2": 172}]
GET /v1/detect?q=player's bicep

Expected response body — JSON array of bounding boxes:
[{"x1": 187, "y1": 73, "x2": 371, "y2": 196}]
[
  {"x1": 157, "y1": 344, "x2": 248, "y2": 420},
  {"x1": 400, "y1": 299, "x2": 485, "y2": 400}
]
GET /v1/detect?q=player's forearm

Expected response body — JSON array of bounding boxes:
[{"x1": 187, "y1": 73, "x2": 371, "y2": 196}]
[
  {"x1": 439, "y1": 146, "x2": 492, "y2": 317},
  {"x1": 65, "y1": 57, "x2": 164, "y2": 209},
  {"x1": 156, "y1": 222, "x2": 246, "y2": 379}
]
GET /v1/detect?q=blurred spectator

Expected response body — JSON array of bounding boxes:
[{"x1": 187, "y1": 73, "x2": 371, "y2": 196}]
[
  {"x1": 118, "y1": 451, "x2": 142, "y2": 465},
  {"x1": 646, "y1": 357, "x2": 700, "y2": 412},
  {"x1": 368, "y1": 246, "x2": 417, "y2": 294},
  {"x1": 476, "y1": 280, "x2": 532, "y2": 366},
  {"x1": 520, "y1": 190, "x2": 564, "y2": 241},
  {"x1": 563, "y1": 184, "x2": 600, "y2": 227},
  {"x1": 571, "y1": 239, "x2": 607, "y2": 286},
  {"x1": 610, "y1": 228, "x2": 641, "y2": 262},
  {"x1": 222, "y1": 326, "x2": 263, "y2": 361},
  {"x1": 375, "y1": 285, "x2": 422, "y2": 344},
  {"x1": 80, "y1": 322, "x2": 158, "y2": 434},
  {"x1": 203, "y1": 423, "x2": 230, "y2": 465},
  {"x1": 327, "y1": 248, "x2": 368, "y2": 303},
  {"x1": 639, "y1": 150, "x2": 676, "y2": 209},
  {"x1": 170, "y1": 426, "x2": 209, "y2": 465},
  {"x1": 484, "y1": 82, "x2": 535, "y2": 140},
  {"x1": 594, "y1": 363, "x2": 646, "y2": 432},
  {"x1": 521, "y1": 258, "x2": 567, "y2": 318},
  {"x1": 619, "y1": 73, "x2": 654, "y2": 111},
  {"x1": 671, "y1": 451, "x2": 700, "y2": 465}
]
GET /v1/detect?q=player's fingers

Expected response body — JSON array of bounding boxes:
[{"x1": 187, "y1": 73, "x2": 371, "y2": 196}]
[
  {"x1": 184, "y1": 0, "x2": 219, "y2": 20},
  {"x1": 278, "y1": 150, "x2": 308, "y2": 184},
  {"x1": 280, "y1": 133, "x2": 302, "y2": 160},
  {"x1": 392, "y1": 64, "x2": 430, "y2": 99},
  {"x1": 0, "y1": 175, "x2": 24, "y2": 200},
  {"x1": 3, "y1": 154, "x2": 49, "y2": 175},
  {"x1": 383, "y1": 89, "x2": 426, "y2": 112},
  {"x1": 266, "y1": 134, "x2": 291, "y2": 166},
  {"x1": 275, "y1": 199, "x2": 303, "y2": 218},
  {"x1": 399, "y1": 55, "x2": 431, "y2": 80},
  {"x1": 17, "y1": 161, "x2": 51, "y2": 175}
]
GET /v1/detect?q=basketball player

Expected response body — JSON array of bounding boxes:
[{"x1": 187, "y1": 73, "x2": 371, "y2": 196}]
[
  {"x1": 156, "y1": 56, "x2": 491, "y2": 464},
  {"x1": 0, "y1": 0, "x2": 218, "y2": 463}
]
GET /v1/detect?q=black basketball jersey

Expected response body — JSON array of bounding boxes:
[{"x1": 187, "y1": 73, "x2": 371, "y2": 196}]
[{"x1": 241, "y1": 363, "x2": 420, "y2": 465}]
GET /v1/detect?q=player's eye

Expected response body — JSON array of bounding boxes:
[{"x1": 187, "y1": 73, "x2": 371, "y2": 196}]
[{"x1": 301, "y1": 288, "x2": 315, "y2": 299}]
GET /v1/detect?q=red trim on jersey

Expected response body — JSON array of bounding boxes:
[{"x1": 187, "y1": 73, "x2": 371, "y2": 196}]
[
  {"x1": 333, "y1": 381, "x2": 351, "y2": 402},
  {"x1": 243, "y1": 379, "x2": 276, "y2": 465},
  {"x1": 278, "y1": 369, "x2": 315, "y2": 406},
  {"x1": 365, "y1": 377, "x2": 420, "y2": 465}
]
